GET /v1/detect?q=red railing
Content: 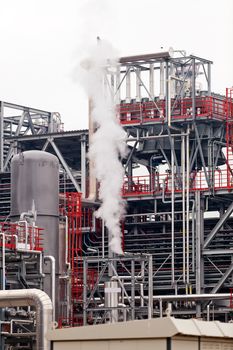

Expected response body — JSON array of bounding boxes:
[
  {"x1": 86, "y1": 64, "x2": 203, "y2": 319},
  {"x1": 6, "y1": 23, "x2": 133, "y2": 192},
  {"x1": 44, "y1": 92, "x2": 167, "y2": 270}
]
[
  {"x1": 122, "y1": 168, "x2": 233, "y2": 197},
  {"x1": 0, "y1": 221, "x2": 43, "y2": 251},
  {"x1": 118, "y1": 96, "x2": 227, "y2": 124}
]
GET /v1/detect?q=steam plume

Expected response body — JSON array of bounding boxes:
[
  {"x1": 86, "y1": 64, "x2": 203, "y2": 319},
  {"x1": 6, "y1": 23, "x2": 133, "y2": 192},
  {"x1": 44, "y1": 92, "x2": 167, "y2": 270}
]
[{"x1": 80, "y1": 40, "x2": 127, "y2": 255}]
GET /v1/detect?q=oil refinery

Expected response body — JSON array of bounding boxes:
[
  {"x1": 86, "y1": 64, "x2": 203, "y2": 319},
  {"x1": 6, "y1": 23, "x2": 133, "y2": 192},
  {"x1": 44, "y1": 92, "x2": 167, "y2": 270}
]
[{"x1": 0, "y1": 48, "x2": 233, "y2": 349}]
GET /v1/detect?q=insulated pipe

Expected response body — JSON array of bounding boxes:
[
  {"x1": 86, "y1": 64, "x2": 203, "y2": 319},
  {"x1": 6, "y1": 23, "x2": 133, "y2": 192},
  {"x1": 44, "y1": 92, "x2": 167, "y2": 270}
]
[
  {"x1": 159, "y1": 62, "x2": 165, "y2": 99},
  {"x1": 64, "y1": 216, "x2": 70, "y2": 270},
  {"x1": 125, "y1": 70, "x2": 131, "y2": 103},
  {"x1": 170, "y1": 63, "x2": 175, "y2": 98},
  {"x1": 44, "y1": 256, "x2": 56, "y2": 322},
  {"x1": 171, "y1": 142, "x2": 175, "y2": 285},
  {"x1": 0, "y1": 289, "x2": 53, "y2": 350},
  {"x1": 167, "y1": 78, "x2": 171, "y2": 127},
  {"x1": 115, "y1": 64, "x2": 121, "y2": 105},
  {"x1": 88, "y1": 99, "x2": 97, "y2": 201},
  {"x1": 102, "y1": 220, "x2": 105, "y2": 258},
  {"x1": 181, "y1": 135, "x2": 186, "y2": 284},
  {"x1": 149, "y1": 64, "x2": 154, "y2": 100},
  {"x1": 0, "y1": 233, "x2": 5, "y2": 290},
  {"x1": 136, "y1": 68, "x2": 141, "y2": 102},
  {"x1": 186, "y1": 127, "x2": 190, "y2": 284}
]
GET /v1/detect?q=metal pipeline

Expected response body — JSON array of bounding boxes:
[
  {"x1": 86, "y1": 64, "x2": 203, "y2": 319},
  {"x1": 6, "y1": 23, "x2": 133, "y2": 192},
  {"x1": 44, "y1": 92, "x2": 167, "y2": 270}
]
[
  {"x1": 186, "y1": 127, "x2": 190, "y2": 285},
  {"x1": 44, "y1": 256, "x2": 56, "y2": 322},
  {"x1": 64, "y1": 216, "x2": 70, "y2": 270},
  {"x1": 155, "y1": 293, "x2": 231, "y2": 318},
  {"x1": 159, "y1": 62, "x2": 165, "y2": 99},
  {"x1": 126, "y1": 69, "x2": 131, "y2": 103},
  {"x1": 102, "y1": 219, "x2": 105, "y2": 258},
  {"x1": 0, "y1": 289, "x2": 53, "y2": 350},
  {"x1": 171, "y1": 141, "x2": 175, "y2": 285},
  {"x1": 149, "y1": 63, "x2": 154, "y2": 99},
  {"x1": 0, "y1": 233, "x2": 5, "y2": 290},
  {"x1": 88, "y1": 99, "x2": 97, "y2": 201},
  {"x1": 181, "y1": 135, "x2": 186, "y2": 284}
]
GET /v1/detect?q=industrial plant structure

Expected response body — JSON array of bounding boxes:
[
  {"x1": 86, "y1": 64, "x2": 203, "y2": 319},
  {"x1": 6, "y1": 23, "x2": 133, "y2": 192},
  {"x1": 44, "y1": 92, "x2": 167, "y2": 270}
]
[{"x1": 0, "y1": 49, "x2": 233, "y2": 349}]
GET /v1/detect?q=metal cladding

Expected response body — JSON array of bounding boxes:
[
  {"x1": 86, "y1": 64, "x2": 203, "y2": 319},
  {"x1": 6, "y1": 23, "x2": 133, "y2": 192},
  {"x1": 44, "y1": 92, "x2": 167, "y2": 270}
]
[{"x1": 10, "y1": 150, "x2": 59, "y2": 217}]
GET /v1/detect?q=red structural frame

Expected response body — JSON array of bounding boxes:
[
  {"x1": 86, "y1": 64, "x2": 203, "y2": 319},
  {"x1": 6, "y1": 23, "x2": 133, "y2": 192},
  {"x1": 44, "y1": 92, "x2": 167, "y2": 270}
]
[
  {"x1": 59, "y1": 193, "x2": 98, "y2": 327},
  {"x1": 65, "y1": 192, "x2": 83, "y2": 326}
]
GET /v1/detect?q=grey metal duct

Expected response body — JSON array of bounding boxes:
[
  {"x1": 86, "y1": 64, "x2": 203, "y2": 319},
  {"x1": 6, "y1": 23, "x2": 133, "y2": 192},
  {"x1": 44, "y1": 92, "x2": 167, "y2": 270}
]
[{"x1": 0, "y1": 289, "x2": 52, "y2": 350}]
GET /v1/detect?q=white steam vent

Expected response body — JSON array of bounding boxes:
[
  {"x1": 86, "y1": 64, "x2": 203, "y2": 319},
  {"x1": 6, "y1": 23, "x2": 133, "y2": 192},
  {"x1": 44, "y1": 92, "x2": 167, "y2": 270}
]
[{"x1": 80, "y1": 40, "x2": 127, "y2": 255}]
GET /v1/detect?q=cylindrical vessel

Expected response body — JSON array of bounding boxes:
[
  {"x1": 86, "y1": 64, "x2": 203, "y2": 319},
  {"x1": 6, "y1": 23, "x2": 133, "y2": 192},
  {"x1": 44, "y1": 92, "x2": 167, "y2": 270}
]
[
  {"x1": 10, "y1": 150, "x2": 60, "y2": 318},
  {"x1": 11, "y1": 150, "x2": 59, "y2": 219}
]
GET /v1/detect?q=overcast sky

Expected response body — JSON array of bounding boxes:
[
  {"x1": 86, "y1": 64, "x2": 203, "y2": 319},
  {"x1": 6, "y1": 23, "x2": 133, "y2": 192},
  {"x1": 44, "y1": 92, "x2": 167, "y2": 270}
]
[{"x1": 0, "y1": 0, "x2": 232, "y2": 130}]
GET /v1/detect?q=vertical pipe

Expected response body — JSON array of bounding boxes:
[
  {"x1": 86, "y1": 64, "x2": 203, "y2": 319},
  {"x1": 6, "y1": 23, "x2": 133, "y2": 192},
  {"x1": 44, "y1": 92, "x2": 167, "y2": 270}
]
[
  {"x1": 159, "y1": 299, "x2": 163, "y2": 318},
  {"x1": 160, "y1": 62, "x2": 165, "y2": 99},
  {"x1": 171, "y1": 141, "x2": 175, "y2": 285},
  {"x1": 208, "y1": 63, "x2": 211, "y2": 96},
  {"x1": 102, "y1": 220, "x2": 105, "y2": 258},
  {"x1": 44, "y1": 256, "x2": 56, "y2": 322},
  {"x1": 116, "y1": 64, "x2": 121, "y2": 105},
  {"x1": 0, "y1": 102, "x2": 4, "y2": 172},
  {"x1": 126, "y1": 70, "x2": 131, "y2": 103},
  {"x1": 170, "y1": 63, "x2": 175, "y2": 99},
  {"x1": 81, "y1": 136, "x2": 86, "y2": 198},
  {"x1": 186, "y1": 128, "x2": 190, "y2": 284},
  {"x1": 140, "y1": 284, "x2": 144, "y2": 307},
  {"x1": 167, "y1": 79, "x2": 171, "y2": 127},
  {"x1": 182, "y1": 135, "x2": 186, "y2": 284},
  {"x1": 131, "y1": 260, "x2": 135, "y2": 320},
  {"x1": 136, "y1": 68, "x2": 141, "y2": 102},
  {"x1": 148, "y1": 255, "x2": 153, "y2": 319},
  {"x1": 149, "y1": 64, "x2": 154, "y2": 100},
  {"x1": 65, "y1": 216, "x2": 70, "y2": 270},
  {"x1": 0, "y1": 233, "x2": 5, "y2": 290},
  {"x1": 88, "y1": 100, "x2": 97, "y2": 200},
  {"x1": 192, "y1": 201, "x2": 195, "y2": 273},
  {"x1": 165, "y1": 62, "x2": 169, "y2": 122},
  {"x1": 207, "y1": 304, "x2": 210, "y2": 321},
  {"x1": 195, "y1": 191, "x2": 204, "y2": 318},
  {"x1": 83, "y1": 258, "x2": 87, "y2": 325},
  {"x1": 192, "y1": 58, "x2": 196, "y2": 119}
]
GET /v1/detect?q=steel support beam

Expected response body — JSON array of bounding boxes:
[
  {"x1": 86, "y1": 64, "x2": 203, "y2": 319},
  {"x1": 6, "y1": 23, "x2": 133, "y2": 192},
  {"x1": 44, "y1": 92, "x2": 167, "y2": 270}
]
[
  {"x1": 203, "y1": 201, "x2": 233, "y2": 249},
  {"x1": 3, "y1": 113, "x2": 26, "y2": 171},
  {"x1": 210, "y1": 264, "x2": 233, "y2": 294},
  {"x1": 194, "y1": 123, "x2": 211, "y2": 187},
  {"x1": 49, "y1": 138, "x2": 81, "y2": 192}
]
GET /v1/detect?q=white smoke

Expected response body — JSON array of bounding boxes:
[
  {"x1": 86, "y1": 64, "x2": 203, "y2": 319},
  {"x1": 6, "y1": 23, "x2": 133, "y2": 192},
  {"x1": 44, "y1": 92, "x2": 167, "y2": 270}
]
[{"x1": 79, "y1": 40, "x2": 127, "y2": 255}]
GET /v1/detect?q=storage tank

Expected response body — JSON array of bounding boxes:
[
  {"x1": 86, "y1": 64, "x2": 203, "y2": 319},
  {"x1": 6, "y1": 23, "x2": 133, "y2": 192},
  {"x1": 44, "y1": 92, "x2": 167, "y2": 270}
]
[{"x1": 10, "y1": 150, "x2": 60, "y2": 318}]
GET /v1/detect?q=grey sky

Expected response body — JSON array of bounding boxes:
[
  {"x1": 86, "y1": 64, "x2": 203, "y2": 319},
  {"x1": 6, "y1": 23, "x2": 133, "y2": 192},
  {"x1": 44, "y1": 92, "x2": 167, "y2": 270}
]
[{"x1": 0, "y1": 0, "x2": 232, "y2": 130}]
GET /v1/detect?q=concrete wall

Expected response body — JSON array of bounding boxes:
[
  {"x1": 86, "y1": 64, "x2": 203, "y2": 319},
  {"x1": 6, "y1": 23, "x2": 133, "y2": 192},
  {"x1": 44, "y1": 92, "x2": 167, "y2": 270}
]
[{"x1": 53, "y1": 339, "x2": 167, "y2": 350}]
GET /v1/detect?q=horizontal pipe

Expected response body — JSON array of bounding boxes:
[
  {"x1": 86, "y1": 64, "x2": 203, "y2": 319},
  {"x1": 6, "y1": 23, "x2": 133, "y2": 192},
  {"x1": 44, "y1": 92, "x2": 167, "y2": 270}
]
[
  {"x1": 0, "y1": 289, "x2": 52, "y2": 350},
  {"x1": 126, "y1": 133, "x2": 188, "y2": 142},
  {"x1": 153, "y1": 293, "x2": 230, "y2": 302}
]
